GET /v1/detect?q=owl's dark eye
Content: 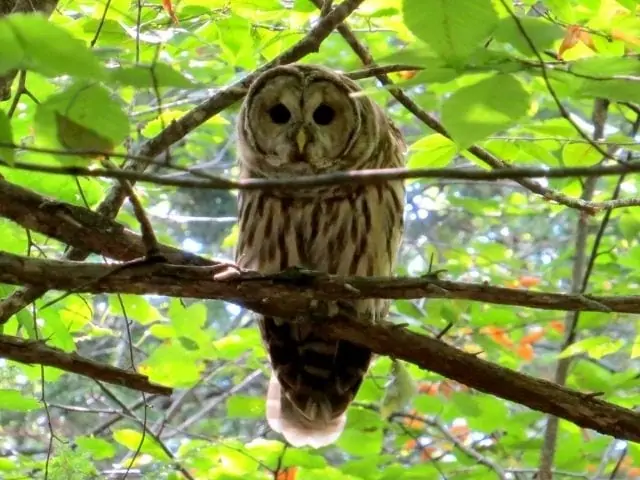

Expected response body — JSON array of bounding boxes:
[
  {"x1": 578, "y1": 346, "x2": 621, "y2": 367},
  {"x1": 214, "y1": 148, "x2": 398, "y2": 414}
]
[
  {"x1": 268, "y1": 103, "x2": 291, "y2": 124},
  {"x1": 312, "y1": 103, "x2": 335, "y2": 125}
]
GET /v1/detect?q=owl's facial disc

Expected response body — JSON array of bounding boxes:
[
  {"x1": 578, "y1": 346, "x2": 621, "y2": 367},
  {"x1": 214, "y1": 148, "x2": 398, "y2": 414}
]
[{"x1": 247, "y1": 74, "x2": 360, "y2": 177}]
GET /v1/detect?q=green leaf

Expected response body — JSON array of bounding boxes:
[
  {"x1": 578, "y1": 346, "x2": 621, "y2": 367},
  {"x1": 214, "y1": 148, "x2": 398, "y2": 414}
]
[
  {"x1": 561, "y1": 142, "x2": 602, "y2": 167},
  {"x1": 407, "y1": 134, "x2": 458, "y2": 169},
  {"x1": 493, "y1": 16, "x2": 564, "y2": 56},
  {"x1": 338, "y1": 427, "x2": 383, "y2": 456},
  {"x1": 632, "y1": 333, "x2": 640, "y2": 359},
  {"x1": 0, "y1": 22, "x2": 21, "y2": 75},
  {"x1": 619, "y1": 212, "x2": 640, "y2": 240},
  {"x1": 569, "y1": 56, "x2": 640, "y2": 77},
  {"x1": 108, "y1": 294, "x2": 162, "y2": 325},
  {"x1": 559, "y1": 336, "x2": 625, "y2": 360},
  {"x1": 113, "y1": 429, "x2": 171, "y2": 461},
  {"x1": 402, "y1": 0, "x2": 500, "y2": 62},
  {"x1": 0, "y1": 110, "x2": 14, "y2": 164},
  {"x1": 575, "y1": 78, "x2": 640, "y2": 104},
  {"x1": 441, "y1": 74, "x2": 530, "y2": 148},
  {"x1": 75, "y1": 436, "x2": 117, "y2": 460},
  {"x1": 619, "y1": 245, "x2": 640, "y2": 270},
  {"x1": 141, "y1": 343, "x2": 203, "y2": 387},
  {"x1": 0, "y1": 458, "x2": 16, "y2": 471},
  {"x1": 213, "y1": 328, "x2": 263, "y2": 360},
  {"x1": 0, "y1": 389, "x2": 40, "y2": 411},
  {"x1": 0, "y1": 13, "x2": 105, "y2": 79},
  {"x1": 34, "y1": 82, "x2": 129, "y2": 156},
  {"x1": 380, "y1": 360, "x2": 417, "y2": 418},
  {"x1": 226, "y1": 395, "x2": 265, "y2": 419},
  {"x1": 109, "y1": 64, "x2": 199, "y2": 88}
]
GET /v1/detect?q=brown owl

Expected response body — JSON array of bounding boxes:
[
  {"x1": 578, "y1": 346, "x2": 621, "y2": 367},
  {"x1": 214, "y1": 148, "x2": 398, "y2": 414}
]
[{"x1": 235, "y1": 64, "x2": 405, "y2": 448}]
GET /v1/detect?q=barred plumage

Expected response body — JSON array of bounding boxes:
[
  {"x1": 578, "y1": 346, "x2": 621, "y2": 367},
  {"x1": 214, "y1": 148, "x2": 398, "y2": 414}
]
[{"x1": 235, "y1": 65, "x2": 405, "y2": 448}]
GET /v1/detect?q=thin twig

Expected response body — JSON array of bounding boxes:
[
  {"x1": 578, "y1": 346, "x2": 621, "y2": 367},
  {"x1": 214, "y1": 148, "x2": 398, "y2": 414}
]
[{"x1": 2, "y1": 158, "x2": 640, "y2": 201}]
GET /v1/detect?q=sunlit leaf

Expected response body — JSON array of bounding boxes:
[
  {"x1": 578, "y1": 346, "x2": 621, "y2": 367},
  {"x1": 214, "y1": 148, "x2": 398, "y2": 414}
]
[
  {"x1": 441, "y1": 74, "x2": 530, "y2": 148},
  {"x1": 402, "y1": 0, "x2": 500, "y2": 62},
  {"x1": 493, "y1": 16, "x2": 565, "y2": 56},
  {"x1": 109, "y1": 64, "x2": 199, "y2": 88},
  {"x1": 113, "y1": 429, "x2": 171, "y2": 461},
  {"x1": 0, "y1": 389, "x2": 40, "y2": 411},
  {"x1": 0, "y1": 13, "x2": 105, "y2": 79},
  {"x1": 0, "y1": 110, "x2": 14, "y2": 164}
]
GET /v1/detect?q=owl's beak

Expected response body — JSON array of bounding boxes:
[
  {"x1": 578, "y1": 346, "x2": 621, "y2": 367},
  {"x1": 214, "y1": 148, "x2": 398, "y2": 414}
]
[{"x1": 295, "y1": 129, "x2": 307, "y2": 153}]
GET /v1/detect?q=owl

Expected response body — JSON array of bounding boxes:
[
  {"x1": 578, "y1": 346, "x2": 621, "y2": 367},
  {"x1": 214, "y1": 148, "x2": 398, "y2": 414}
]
[{"x1": 235, "y1": 64, "x2": 406, "y2": 448}]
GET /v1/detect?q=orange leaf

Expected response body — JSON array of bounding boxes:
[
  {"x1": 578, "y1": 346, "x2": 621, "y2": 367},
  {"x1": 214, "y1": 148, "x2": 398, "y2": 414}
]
[
  {"x1": 420, "y1": 446, "x2": 438, "y2": 461},
  {"x1": 558, "y1": 25, "x2": 597, "y2": 59},
  {"x1": 518, "y1": 275, "x2": 541, "y2": 288},
  {"x1": 481, "y1": 326, "x2": 514, "y2": 347},
  {"x1": 162, "y1": 0, "x2": 179, "y2": 24},
  {"x1": 520, "y1": 327, "x2": 545, "y2": 345},
  {"x1": 611, "y1": 28, "x2": 640, "y2": 47},
  {"x1": 403, "y1": 410, "x2": 426, "y2": 429},
  {"x1": 418, "y1": 382, "x2": 439, "y2": 395},
  {"x1": 403, "y1": 439, "x2": 417, "y2": 450},
  {"x1": 398, "y1": 70, "x2": 418, "y2": 80},
  {"x1": 449, "y1": 424, "x2": 470, "y2": 441},
  {"x1": 276, "y1": 467, "x2": 298, "y2": 480},
  {"x1": 625, "y1": 467, "x2": 640, "y2": 476},
  {"x1": 549, "y1": 320, "x2": 565, "y2": 334},
  {"x1": 506, "y1": 279, "x2": 520, "y2": 288},
  {"x1": 439, "y1": 381, "x2": 455, "y2": 399},
  {"x1": 516, "y1": 343, "x2": 534, "y2": 361}
]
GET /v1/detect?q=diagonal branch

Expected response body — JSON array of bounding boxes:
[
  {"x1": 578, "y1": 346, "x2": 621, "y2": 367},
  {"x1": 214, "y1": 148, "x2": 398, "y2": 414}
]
[
  {"x1": 0, "y1": 0, "x2": 366, "y2": 323},
  {"x1": 318, "y1": 316, "x2": 640, "y2": 442},
  {"x1": 0, "y1": 335, "x2": 172, "y2": 395}
]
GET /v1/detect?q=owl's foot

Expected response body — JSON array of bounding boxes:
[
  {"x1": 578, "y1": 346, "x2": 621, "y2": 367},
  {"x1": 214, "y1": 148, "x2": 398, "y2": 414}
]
[{"x1": 211, "y1": 261, "x2": 245, "y2": 281}]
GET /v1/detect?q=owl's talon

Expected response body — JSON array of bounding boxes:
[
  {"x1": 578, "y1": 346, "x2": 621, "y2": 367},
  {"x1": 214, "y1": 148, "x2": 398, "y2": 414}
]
[{"x1": 211, "y1": 262, "x2": 244, "y2": 281}]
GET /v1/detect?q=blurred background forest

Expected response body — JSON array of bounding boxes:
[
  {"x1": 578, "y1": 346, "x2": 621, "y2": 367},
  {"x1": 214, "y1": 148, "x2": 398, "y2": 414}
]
[{"x1": 0, "y1": 0, "x2": 640, "y2": 479}]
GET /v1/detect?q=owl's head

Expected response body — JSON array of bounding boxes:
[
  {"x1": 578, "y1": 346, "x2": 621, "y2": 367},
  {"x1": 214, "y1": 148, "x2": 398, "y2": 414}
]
[{"x1": 237, "y1": 64, "x2": 396, "y2": 178}]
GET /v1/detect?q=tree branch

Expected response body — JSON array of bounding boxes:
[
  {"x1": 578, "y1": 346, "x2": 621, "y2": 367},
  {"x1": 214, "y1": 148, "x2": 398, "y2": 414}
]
[
  {"x1": 2, "y1": 251, "x2": 639, "y2": 314},
  {"x1": 2, "y1": 160, "x2": 640, "y2": 210},
  {"x1": 0, "y1": 335, "x2": 172, "y2": 395}
]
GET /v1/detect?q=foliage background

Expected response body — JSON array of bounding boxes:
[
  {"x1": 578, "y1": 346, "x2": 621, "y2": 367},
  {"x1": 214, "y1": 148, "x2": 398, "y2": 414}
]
[{"x1": 0, "y1": 0, "x2": 639, "y2": 478}]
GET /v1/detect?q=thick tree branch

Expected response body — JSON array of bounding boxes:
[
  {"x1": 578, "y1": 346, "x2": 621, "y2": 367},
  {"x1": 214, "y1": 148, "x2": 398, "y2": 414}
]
[
  {"x1": 0, "y1": 335, "x2": 172, "y2": 395},
  {"x1": 0, "y1": 0, "x2": 366, "y2": 321},
  {"x1": 1, "y1": 251, "x2": 639, "y2": 314},
  {"x1": 316, "y1": 317, "x2": 640, "y2": 442},
  {"x1": 0, "y1": 178, "x2": 212, "y2": 274}
]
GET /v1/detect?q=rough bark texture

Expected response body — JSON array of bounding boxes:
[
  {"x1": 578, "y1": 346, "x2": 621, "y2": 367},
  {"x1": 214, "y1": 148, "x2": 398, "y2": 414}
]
[{"x1": 0, "y1": 335, "x2": 172, "y2": 395}]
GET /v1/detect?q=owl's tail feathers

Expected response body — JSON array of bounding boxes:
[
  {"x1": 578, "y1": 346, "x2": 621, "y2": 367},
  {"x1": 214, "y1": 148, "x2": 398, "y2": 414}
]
[{"x1": 266, "y1": 373, "x2": 346, "y2": 449}]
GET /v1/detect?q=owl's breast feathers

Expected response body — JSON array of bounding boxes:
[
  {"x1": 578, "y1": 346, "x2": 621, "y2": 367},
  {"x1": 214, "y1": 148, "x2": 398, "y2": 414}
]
[{"x1": 236, "y1": 180, "x2": 404, "y2": 448}]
